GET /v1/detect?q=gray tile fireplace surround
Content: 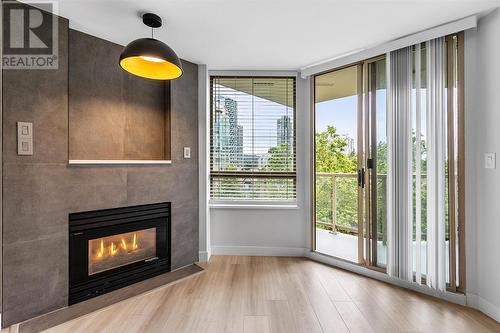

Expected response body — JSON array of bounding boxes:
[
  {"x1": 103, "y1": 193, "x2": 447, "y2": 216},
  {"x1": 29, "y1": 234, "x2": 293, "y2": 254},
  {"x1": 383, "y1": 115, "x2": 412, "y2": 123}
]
[{"x1": 1, "y1": 6, "x2": 199, "y2": 327}]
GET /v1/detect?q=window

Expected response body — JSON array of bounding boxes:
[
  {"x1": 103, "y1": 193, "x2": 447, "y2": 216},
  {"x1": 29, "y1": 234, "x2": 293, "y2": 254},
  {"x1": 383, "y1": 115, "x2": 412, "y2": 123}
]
[{"x1": 210, "y1": 76, "x2": 296, "y2": 202}]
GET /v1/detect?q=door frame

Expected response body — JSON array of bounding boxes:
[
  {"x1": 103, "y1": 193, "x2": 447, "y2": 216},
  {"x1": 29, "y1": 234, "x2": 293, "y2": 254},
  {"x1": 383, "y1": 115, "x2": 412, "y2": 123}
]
[
  {"x1": 311, "y1": 63, "x2": 365, "y2": 264},
  {"x1": 363, "y1": 55, "x2": 387, "y2": 273},
  {"x1": 311, "y1": 56, "x2": 387, "y2": 272}
]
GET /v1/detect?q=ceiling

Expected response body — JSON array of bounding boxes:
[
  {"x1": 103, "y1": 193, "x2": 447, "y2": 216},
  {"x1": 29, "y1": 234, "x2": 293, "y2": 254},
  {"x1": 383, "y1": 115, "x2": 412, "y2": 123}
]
[
  {"x1": 40, "y1": 0, "x2": 500, "y2": 70},
  {"x1": 315, "y1": 66, "x2": 358, "y2": 103}
]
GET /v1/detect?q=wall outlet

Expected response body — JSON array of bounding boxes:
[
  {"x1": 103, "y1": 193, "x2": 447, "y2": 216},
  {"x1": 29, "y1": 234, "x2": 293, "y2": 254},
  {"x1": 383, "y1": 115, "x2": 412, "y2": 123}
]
[
  {"x1": 183, "y1": 147, "x2": 191, "y2": 159},
  {"x1": 485, "y1": 153, "x2": 496, "y2": 169},
  {"x1": 17, "y1": 122, "x2": 33, "y2": 156}
]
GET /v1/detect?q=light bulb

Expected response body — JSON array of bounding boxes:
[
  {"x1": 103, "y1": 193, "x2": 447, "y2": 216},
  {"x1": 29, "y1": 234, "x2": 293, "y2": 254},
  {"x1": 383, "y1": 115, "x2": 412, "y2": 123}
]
[{"x1": 139, "y1": 55, "x2": 166, "y2": 63}]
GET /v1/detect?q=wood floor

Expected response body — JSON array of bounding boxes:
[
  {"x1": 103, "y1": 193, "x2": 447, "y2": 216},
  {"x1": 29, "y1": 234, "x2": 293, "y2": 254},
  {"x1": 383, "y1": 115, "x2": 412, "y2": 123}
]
[{"x1": 18, "y1": 256, "x2": 500, "y2": 332}]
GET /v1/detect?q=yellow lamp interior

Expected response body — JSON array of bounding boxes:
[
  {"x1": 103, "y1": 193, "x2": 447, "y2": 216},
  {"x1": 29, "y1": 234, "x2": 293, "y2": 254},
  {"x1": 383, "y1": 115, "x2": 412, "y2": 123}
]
[{"x1": 120, "y1": 56, "x2": 182, "y2": 80}]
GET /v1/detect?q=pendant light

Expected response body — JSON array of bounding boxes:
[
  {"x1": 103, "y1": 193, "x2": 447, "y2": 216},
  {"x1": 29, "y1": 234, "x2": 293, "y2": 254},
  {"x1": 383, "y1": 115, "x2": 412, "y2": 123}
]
[{"x1": 119, "y1": 13, "x2": 183, "y2": 80}]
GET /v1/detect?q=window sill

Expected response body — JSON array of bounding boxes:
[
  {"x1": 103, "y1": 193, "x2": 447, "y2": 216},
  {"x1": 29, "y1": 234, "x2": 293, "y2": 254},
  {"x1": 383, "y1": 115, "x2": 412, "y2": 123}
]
[{"x1": 209, "y1": 201, "x2": 300, "y2": 210}]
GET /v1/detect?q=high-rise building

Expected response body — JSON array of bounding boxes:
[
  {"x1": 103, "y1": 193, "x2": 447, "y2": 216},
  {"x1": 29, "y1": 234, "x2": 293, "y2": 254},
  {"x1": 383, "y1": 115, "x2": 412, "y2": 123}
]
[
  {"x1": 213, "y1": 96, "x2": 244, "y2": 169},
  {"x1": 340, "y1": 134, "x2": 355, "y2": 155},
  {"x1": 235, "y1": 125, "x2": 244, "y2": 166},
  {"x1": 213, "y1": 97, "x2": 231, "y2": 170},
  {"x1": 277, "y1": 115, "x2": 292, "y2": 148}
]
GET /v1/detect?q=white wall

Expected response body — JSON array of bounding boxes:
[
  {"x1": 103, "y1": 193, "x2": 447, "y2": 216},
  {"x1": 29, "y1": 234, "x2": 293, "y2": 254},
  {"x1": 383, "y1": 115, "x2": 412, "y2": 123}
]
[
  {"x1": 465, "y1": 9, "x2": 500, "y2": 321},
  {"x1": 209, "y1": 76, "x2": 312, "y2": 256}
]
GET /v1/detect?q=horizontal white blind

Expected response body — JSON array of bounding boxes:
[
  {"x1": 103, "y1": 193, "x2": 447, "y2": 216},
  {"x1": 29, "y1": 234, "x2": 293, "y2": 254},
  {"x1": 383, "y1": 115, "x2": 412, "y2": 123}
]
[{"x1": 210, "y1": 76, "x2": 296, "y2": 201}]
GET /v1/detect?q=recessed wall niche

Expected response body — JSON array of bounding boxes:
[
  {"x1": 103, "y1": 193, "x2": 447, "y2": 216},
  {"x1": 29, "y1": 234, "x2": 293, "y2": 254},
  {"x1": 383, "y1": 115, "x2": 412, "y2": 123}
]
[{"x1": 68, "y1": 30, "x2": 171, "y2": 163}]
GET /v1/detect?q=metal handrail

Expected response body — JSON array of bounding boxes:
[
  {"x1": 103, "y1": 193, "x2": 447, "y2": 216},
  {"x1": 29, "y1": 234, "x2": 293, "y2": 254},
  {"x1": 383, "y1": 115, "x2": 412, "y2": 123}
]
[
  {"x1": 316, "y1": 172, "x2": 387, "y2": 235},
  {"x1": 316, "y1": 172, "x2": 433, "y2": 240}
]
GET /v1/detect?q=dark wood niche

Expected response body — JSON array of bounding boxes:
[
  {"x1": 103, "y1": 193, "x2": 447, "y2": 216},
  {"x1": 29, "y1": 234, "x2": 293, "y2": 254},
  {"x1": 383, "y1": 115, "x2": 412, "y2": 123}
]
[{"x1": 68, "y1": 29, "x2": 171, "y2": 163}]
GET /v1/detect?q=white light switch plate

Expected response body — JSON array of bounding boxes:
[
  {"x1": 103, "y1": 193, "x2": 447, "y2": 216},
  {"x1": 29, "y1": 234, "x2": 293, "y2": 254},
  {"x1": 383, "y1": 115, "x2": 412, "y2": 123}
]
[
  {"x1": 183, "y1": 147, "x2": 191, "y2": 159},
  {"x1": 485, "y1": 153, "x2": 496, "y2": 169},
  {"x1": 17, "y1": 122, "x2": 33, "y2": 156}
]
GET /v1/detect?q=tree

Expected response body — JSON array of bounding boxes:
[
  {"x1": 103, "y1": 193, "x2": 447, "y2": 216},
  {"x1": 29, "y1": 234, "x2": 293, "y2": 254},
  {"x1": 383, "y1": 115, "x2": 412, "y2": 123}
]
[
  {"x1": 315, "y1": 126, "x2": 357, "y2": 173},
  {"x1": 315, "y1": 126, "x2": 358, "y2": 228},
  {"x1": 265, "y1": 143, "x2": 293, "y2": 172}
]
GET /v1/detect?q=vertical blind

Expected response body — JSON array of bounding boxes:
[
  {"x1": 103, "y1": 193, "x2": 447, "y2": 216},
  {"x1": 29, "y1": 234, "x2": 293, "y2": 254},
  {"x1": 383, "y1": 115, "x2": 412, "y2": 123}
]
[
  {"x1": 210, "y1": 76, "x2": 296, "y2": 201},
  {"x1": 387, "y1": 46, "x2": 414, "y2": 281},
  {"x1": 387, "y1": 34, "x2": 463, "y2": 292}
]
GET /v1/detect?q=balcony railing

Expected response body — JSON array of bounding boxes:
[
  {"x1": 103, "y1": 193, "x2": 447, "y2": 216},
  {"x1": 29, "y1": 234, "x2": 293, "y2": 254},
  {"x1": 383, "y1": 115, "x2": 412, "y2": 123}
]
[
  {"x1": 315, "y1": 172, "x2": 388, "y2": 239},
  {"x1": 316, "y1": 173, "x2": 358, "y2": 234}
]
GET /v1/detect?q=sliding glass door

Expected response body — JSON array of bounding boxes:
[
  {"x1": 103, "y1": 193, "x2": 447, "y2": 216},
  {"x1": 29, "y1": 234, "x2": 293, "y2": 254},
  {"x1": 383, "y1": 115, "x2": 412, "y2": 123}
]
[
  {"x1": 313, "y1": 33, "x2": 465, "y2": 290},
  {"x1": 313, "y1": 58, "x2": 387, "y2": 268},
  {"x1": 313, "y1": 64, "x2": 364, "y2": 264}
]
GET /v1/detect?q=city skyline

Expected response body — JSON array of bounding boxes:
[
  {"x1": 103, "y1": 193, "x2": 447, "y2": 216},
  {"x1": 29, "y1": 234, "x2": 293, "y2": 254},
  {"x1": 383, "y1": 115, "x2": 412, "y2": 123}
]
[{"x1": 213, "y1": 87, "x2": 295, "y2": 170}]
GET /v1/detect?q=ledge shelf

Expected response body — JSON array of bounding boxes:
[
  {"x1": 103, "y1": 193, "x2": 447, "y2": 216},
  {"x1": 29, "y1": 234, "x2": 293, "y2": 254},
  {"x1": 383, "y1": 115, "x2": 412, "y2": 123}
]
[{"x1": 68, "y1": 160, "x2": 172, "y2": 166}]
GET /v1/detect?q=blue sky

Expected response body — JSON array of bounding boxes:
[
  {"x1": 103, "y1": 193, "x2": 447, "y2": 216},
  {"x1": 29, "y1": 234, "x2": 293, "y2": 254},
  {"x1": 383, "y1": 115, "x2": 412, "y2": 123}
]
[
  {"x1": 315, "y1": 95, "x2": 358, "y2": 138},
  {"x1": 315, "y1": 91, "x2": 388, "y2": 150}
]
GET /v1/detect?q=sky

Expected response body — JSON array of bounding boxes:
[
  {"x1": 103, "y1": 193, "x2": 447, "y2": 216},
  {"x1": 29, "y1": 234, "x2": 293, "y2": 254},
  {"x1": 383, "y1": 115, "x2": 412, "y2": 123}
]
[
  {"x1": 315, "y1": 95, "x2": 358, "y2": 138},
  {"x1": 315, "y1": 91, "x2": 388, "y2": 151}
]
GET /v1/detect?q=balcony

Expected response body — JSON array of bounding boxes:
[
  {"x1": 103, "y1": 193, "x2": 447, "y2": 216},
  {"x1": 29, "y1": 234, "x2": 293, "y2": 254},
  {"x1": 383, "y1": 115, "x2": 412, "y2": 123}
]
[{"x1": 315, "y1": 172, "x2": 450, "y2": 280}]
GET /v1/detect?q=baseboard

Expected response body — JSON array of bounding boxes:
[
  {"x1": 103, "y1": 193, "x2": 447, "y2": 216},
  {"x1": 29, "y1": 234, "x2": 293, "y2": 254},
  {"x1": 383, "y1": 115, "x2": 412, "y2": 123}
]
[
  {"x1": 198, "y1": 250, "x2": 211, "y2": 262},
  {"x1": 467, "y1": 293, "x2": 500, "y2": 322},
  {"x1": 211, "y1": 245, "x2": 308, "y2": 257}
]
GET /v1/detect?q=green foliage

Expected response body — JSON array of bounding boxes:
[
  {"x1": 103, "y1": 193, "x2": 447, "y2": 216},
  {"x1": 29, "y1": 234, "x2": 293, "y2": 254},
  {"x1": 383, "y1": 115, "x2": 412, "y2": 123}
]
[
  {"x1": 314, "y1": 125, "x2": 432, "y2": 244},
  {"x1": 266, "y1": 143, "x2": 293, "y2": 172},
  {"x1": 315, "y1": 126, "x2": 357, "y2": 173},
  {"x1": 315, "y1": 126, "x2": 358, "y2": 229}
]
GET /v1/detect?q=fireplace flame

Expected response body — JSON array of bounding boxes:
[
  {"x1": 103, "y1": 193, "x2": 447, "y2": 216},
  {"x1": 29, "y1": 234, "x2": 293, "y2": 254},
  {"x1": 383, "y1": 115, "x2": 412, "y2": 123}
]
[
  {"x1": 110, "y1": 242, "x2": 118, "y2": 255},
  {"x1": 97, "y1": 239, "x2": 104, "y2": 258},
  {"x1": 132, "y1": 232, "x2": 138, "y2": 250},
  {"x1": 93, "y1": 232, "x2": 142, "y2": 261}
]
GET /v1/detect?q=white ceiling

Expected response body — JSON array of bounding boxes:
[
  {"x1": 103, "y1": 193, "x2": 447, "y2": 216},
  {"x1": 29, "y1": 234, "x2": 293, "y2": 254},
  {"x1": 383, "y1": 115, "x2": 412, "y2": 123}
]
[{"x1": 48, "y1": 0, "x2": 500, "y2": 70}]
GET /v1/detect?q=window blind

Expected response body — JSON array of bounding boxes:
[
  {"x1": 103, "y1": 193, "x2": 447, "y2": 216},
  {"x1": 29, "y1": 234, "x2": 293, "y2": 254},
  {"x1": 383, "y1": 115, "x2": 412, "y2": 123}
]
[{"x1": 210, "y1": 76, "x2": 296, "y2": 201}]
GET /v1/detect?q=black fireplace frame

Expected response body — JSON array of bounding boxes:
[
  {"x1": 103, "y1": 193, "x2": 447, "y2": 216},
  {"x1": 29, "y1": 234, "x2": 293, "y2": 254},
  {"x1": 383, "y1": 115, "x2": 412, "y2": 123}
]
[{"x1": 69, "y1": 202, "x2": 171, "y2": 305}]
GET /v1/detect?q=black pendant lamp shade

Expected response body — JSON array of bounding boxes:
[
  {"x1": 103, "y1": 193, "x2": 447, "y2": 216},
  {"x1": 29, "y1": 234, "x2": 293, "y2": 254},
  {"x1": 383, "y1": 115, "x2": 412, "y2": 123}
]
[{"x1": 119, "y1": 13, "x2": 183, "y2": 80}]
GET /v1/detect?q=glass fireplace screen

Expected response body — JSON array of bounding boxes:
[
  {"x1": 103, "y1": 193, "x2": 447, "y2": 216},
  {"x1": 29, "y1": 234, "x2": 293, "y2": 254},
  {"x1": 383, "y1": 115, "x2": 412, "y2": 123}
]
[{"x1": 88, "y1": 228, "x2": 157, "y2": 275}]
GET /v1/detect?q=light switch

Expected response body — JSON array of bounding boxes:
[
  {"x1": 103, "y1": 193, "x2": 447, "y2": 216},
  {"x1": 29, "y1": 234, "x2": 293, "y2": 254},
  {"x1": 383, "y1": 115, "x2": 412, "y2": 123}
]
[
  {"x1": 183, "y1": 147, "x2": 191, "y2": 159},
  {"x1": 17, "y1": 122, "x2": 33, "y2": 156},
  {"x1": 17, "y1": 121, "x2": 32, "y2": 138},
  {"x1": 485, "y1": 153, "x2": 496, "y2": 169}
]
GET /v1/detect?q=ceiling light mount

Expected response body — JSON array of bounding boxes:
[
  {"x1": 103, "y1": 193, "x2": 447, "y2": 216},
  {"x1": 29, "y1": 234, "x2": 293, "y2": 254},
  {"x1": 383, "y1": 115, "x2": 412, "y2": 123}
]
[
  {"x1": 119, "y1": 12, "x2": 183, "y2": 80},
  {"x1": 142, "y1": 13, "x2": 162, "y2": 28}
]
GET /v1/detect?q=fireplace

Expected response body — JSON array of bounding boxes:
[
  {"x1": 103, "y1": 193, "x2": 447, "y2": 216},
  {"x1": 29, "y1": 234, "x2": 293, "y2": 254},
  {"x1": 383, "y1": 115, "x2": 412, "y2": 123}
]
[{"x1": 69, "y1": 202, "x2": 171, "y2": 305}]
